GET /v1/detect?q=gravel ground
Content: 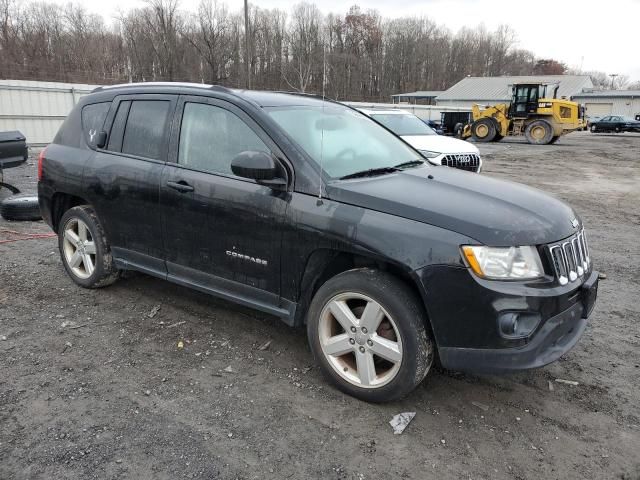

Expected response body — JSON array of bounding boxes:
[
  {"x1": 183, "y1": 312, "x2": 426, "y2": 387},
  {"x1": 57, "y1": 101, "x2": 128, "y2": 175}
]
[{"x1": 1, "y1": 131, "x2": 639, "y2": 480}]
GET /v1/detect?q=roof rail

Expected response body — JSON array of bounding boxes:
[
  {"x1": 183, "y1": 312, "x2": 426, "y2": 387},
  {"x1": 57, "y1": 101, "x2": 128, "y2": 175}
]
[
  {"x1": 270, "y1": 90, "x2": 321, "y2": 98},
  {"x1": 91, "y1": 82, "x2": 233, "y2": 93},
  {"x1": 267, "y1": 89, "x2": 341, "y2": 104}
]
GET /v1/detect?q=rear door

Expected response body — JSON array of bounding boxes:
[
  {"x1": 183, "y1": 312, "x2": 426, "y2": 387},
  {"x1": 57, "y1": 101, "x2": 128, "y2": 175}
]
[
  {"x1": 159, "y1": 95, "x2": 291, "y2": 317},
  {"x1": 85, "y1": 94, "x2": 176, "y2": 275}
]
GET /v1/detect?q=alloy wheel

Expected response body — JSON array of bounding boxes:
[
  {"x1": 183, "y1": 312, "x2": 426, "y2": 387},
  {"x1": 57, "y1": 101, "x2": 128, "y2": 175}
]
[
  {"x1": 318, "y1": 292, "x2": 403, "y2": 388},
  {"x1": 62, "y1": 217, "x2": 96, "y2": 279}
]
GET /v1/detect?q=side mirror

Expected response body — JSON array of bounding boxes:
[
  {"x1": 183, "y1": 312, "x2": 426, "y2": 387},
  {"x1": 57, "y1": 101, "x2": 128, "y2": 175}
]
[{"x1": 231, "y1": 151, "x2": 286, "y2": 187}]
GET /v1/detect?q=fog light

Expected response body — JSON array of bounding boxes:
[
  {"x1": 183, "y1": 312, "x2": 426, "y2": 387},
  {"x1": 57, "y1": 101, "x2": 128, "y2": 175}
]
[{"x1": 498, "y1": 312, "x2": 540, "y2": 338}]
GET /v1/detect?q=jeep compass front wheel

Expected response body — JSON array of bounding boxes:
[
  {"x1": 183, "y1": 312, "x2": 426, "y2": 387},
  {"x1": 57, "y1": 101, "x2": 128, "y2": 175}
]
[{"x1": 307, "y1": 269, "x2": 434, "y2": 402}]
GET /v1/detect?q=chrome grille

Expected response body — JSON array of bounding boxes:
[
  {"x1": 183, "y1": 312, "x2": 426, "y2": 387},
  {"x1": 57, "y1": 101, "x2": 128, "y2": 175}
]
[
  {"x1": 547, "y1": 229, "x2": 590, "y2": 285},
  {"x1": 442, "y1": 153, "x2": 481, "y2": 172}
]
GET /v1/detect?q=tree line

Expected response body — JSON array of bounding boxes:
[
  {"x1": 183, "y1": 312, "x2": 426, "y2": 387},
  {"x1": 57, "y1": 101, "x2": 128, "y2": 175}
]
[{"x1": 0, "y1": 0, "x2": 635, "y2": 100}]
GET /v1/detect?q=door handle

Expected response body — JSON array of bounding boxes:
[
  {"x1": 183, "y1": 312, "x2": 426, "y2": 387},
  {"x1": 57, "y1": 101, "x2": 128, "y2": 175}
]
[{"x1": 166, "y1": 180, "x2": 194, "y2": 193}]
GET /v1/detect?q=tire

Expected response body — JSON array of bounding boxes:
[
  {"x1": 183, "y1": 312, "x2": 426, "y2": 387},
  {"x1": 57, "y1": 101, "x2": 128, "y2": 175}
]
[
  {"x1": 614, "y1": 126, "x2": 621, "y2": 133},
  {"x1": 0, "y1": 194, "x2": 41, "y2": 221},
  {"x1": 58, "y1": 205, "x2": 119, "y2": 288},
  {"x1": 471, "y1": 118, "x2": 497, "y2": 142},
  {"x1": 525, "y1": 119, "x2": 554, "y2": 145},
  {"x1": 453, "y1": 122, "x2": 465, "y2": 138},
  {"x1": 494, "y1": 133, "x2": 504, "y2": 142},
  {"x1": 549, "y1": 135, "x2": 560, "y2": 144},
  {"x1": 306, "y1": 268, "x2": 434, "y2": 402},
  {"x1": 590, "y1": 124, "x2": 597, "y2": 133}
]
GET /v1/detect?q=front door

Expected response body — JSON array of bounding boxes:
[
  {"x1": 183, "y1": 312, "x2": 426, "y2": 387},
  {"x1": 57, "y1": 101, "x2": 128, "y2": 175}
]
[{"x1": 160, "y1": 95, "x2": 291, "y2": 317}]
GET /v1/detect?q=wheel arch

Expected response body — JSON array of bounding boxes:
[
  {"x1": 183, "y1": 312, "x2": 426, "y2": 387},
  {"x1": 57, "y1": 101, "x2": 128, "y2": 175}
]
[
  {"x1": 293, "y1": 249, "x2": 435, "y2": 337},
  {"x1": 50, "y1": 192, "x2": 91, "y2": 233}
]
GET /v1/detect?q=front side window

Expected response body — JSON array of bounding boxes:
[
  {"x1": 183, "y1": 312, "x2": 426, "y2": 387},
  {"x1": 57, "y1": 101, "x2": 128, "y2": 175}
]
[
  {"x1": 121, "y1": 100, "x2": 170, "y2": 160},
  {"x1": 266, "y1": 104, "x2": 421, "y2": 179},
  {"x1": 371, "y1": 113, "x2": 436, "y2": 136},
  {"x1": 178, "y1": 102, "x2": 269, "y2": 176}
]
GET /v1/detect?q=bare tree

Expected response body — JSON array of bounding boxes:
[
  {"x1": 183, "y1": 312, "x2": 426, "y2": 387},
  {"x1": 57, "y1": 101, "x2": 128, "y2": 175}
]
[
  {"x1": 282, "y1": 2, "x2": 321, "y2": 92},
  {"x1": 183, "y1": 0, "x2": 232, "y2": 83},
  {"x1": 0, "y1": 0, "x2": 598, "y2": 99}
]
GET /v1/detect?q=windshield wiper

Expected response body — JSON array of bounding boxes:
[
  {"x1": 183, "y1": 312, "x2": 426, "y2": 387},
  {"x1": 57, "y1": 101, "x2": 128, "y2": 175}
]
[
  {"x1": 339, "y1": 167, "x2": 399, "y2": 180},
  {"x1": 393, "y1": 159, "x2": 425, "y2": 169}
]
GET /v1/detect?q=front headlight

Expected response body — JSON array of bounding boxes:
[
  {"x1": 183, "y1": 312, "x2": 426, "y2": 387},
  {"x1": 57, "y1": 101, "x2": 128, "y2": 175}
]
[
  {"x1": 419, "y1": 150, "x2": 441, "y2": 159},
  {"x1": 461, "y1": 245, "x2": 544, "y2": 280}
]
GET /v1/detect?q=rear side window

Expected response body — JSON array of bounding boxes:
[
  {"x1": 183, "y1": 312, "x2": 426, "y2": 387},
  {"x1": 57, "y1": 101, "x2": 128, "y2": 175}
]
[
  {"x1": 121, "y1": 100, "x2": 170, "y2": 160},
  {"x1": 81, "y1": 102, "x2": 110, "y2": 148}
]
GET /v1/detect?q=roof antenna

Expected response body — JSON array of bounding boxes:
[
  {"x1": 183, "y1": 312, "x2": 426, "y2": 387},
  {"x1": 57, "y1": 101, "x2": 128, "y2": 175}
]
[{"x1": 317, "y1": 42, "x2": 326, "y2": 206}]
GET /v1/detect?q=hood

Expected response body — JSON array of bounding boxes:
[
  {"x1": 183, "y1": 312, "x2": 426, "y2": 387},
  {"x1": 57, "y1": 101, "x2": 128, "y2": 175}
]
[
  {"x1": 326, "y1": 166, "x2": 579, "y2": 246},
  {"x1": 401, "y1": 135, "x2": 479, "y2": 155}
]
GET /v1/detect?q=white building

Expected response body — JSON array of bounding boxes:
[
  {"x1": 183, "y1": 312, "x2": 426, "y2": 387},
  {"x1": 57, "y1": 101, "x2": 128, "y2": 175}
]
[
  {"x1": 571, "y1": 90, "x2": 640, "y2": 118},
  {"x1": 435, "y1": 75, "x2": 594, "y2": 109}
]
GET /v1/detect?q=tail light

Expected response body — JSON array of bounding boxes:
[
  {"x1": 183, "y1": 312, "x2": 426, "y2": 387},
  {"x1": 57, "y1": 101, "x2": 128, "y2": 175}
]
[{"x1": 37, "y1": 147, "x2": 46, "y2": 181}]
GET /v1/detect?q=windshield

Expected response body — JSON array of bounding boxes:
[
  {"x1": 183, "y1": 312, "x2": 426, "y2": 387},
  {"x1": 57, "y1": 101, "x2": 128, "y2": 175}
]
[
  {"x1": 265, "y1": 105, "x2": 422, "y2": 179},
  {"x1": 371, "y1": 113, "x2": 436, "y2": 136}
]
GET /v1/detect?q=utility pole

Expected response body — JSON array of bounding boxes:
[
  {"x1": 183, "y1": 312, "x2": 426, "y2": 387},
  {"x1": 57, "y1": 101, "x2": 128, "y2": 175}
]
[
  {"x1": 609, "y1": 73, "x2": 618, "y2": 90},
  {"x1": 244, "y1": 0, "x2": 250, "y2": 89}
]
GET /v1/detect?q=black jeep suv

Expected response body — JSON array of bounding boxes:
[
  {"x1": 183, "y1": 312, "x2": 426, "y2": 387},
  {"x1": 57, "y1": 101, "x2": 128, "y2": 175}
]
[{"x1": 38, "y1": 83, "x2": 598, "y2": 402}]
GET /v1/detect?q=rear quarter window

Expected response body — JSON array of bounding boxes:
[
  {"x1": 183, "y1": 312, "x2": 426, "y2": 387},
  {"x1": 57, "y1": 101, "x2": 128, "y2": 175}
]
[{"x1": 81, "y1": 102, "x2": 111, "y2": 149}]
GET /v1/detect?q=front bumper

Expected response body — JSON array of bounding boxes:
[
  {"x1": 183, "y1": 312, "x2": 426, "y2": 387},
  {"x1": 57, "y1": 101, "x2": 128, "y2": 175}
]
[{"x1": 416, "y1": 265, "x2": 598, "y2": 374}]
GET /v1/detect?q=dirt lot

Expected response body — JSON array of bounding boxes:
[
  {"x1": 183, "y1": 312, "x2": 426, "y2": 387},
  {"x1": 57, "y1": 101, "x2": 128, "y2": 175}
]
[{"x1": 1, "y1": 131, "x2": 639, "y2": 480}]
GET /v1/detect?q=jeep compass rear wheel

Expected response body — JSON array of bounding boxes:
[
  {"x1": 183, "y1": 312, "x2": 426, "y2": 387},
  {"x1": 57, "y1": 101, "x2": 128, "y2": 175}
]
[
  {"x1": 307, "y1": 269, "x2": 434, "y2": 402},
  {"x1": 59, "y1": 205, "x2": 119, "y2": 288}
]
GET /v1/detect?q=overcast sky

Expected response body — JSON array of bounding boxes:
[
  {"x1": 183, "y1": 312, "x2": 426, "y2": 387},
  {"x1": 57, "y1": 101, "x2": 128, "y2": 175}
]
[{"x1": 66, "y1": 0, "x2": 640, "y2": 82}]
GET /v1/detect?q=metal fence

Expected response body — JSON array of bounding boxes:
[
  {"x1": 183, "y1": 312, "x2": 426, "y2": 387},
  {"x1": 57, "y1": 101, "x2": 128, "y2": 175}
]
[
  {"x1": 0, "y1": 80, "x2": 474, "y2": 146},
  {"x1": 0, "y1": 79, "x2": 98, "y2": 146}
]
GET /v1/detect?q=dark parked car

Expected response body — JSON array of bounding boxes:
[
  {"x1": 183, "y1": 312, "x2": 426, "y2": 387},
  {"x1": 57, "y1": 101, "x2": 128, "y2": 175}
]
[
  {"x1": 590, "y1": 115, "x2": 640, "y2": 133},
  {"x1": 38, "y1": 83, "x2": 599, "y2": 402}
]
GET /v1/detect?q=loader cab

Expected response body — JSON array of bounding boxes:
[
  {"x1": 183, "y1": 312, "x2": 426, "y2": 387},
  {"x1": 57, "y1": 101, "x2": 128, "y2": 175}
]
[{"x1": 509, "y1": 83, "x2": 559, "y2": 118}]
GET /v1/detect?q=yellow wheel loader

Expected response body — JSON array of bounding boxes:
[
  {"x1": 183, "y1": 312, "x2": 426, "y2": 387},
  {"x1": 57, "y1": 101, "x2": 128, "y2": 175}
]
[{"x1": 461, "y1": 83, "x2": 586, "y2": 145}]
